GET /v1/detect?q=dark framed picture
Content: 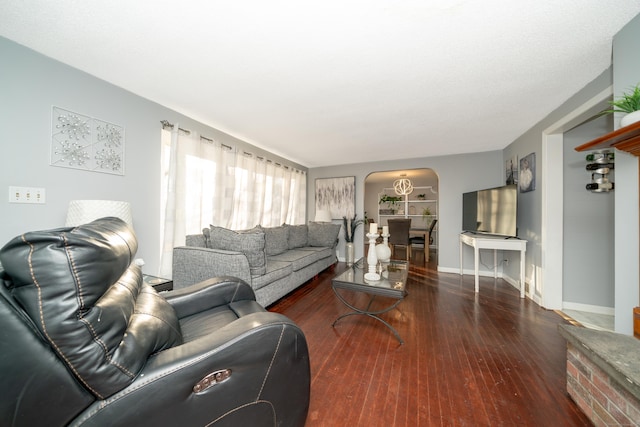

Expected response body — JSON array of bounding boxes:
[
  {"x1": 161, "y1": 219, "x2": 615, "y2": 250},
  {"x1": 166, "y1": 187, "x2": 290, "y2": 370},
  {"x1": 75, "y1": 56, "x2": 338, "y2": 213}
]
[
  {"x1": 315, "y1": 176, "x2": 355, "y2": 219},
  {"x1": 506, "y1": 155, "x2": 518, "y2": 185},
  {"x1": 519, "y1": 152, "x2": 535, "y2": 193}
]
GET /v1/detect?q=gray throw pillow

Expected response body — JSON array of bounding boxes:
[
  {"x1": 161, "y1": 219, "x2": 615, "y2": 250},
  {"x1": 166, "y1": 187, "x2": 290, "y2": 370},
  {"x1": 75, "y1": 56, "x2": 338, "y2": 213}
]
[
  {"x1": 307, "y1": 221, "x2": 340, "y2": 247},
  {"x1": 261, "y1": 225, "x2": 289, "y2": 256},
  {"x1": 209, "y1": 226, "x2": 266, "y2": 276},
  {"x1": 287, "y1": 224, "x2": 308, "y2": 249}
]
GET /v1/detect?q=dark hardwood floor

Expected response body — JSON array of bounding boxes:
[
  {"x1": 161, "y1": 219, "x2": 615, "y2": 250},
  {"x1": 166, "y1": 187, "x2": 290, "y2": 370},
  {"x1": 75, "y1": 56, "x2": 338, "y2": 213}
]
[{"x1": 269, "y1": 250, "x2": 592, "y2": 426}]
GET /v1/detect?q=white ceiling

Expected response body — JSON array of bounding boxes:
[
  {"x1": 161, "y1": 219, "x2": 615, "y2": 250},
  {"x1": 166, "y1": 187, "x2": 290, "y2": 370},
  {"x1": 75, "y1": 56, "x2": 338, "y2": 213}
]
[{"x1": 2, "y1": 1, "x2": 639, "y2": 168}]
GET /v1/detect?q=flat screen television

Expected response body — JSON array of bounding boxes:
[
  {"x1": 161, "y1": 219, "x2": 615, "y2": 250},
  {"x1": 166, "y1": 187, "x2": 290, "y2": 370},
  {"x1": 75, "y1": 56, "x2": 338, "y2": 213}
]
[{"x1": 462, "y1": 184, "x2": 518, "y2": 237}]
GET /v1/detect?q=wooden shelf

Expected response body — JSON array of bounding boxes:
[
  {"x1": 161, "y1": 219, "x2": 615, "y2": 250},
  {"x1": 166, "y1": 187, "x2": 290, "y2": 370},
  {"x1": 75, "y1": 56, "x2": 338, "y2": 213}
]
[{"x1": 575, "y1": 120, "x2": 640, "y2": 157}]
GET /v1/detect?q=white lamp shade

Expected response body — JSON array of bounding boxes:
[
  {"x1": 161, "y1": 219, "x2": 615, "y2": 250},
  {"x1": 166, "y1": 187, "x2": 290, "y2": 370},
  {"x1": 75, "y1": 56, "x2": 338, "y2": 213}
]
[
  {"x1": 65, "y1": 200, "x2": 133, "y2": 227},
  {"x1": 314, "y1": 209, "x2": 332, "y2": 222}
]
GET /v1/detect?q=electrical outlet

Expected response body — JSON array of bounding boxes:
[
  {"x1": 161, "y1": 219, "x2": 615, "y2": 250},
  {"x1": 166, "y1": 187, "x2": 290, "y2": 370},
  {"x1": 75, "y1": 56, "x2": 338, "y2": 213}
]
[{"x1": 9, "y1": 186, "x2": 46, "y2": 204}]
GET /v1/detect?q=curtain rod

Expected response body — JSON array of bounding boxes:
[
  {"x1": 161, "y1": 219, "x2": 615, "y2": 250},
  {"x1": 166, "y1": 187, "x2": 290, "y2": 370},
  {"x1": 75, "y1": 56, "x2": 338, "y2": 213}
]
[
  {"x1": 160, "y1": 120, "x2": 190, "y2": 135},
  {"x1": 160, "y1": 120, "x2": 306, "y2": 174}
]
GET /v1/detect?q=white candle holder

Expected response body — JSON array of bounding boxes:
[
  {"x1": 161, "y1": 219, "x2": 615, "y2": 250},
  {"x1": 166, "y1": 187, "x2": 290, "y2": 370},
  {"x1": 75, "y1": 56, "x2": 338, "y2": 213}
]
[{"x1": 365, "y1": 232, "x2": 381, "y2": 281}]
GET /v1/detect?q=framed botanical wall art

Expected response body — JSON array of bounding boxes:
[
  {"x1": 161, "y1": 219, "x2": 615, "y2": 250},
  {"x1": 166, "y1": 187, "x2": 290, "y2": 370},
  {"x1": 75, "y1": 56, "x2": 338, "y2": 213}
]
[
  {"x1": 519, "y1": 152, "x2": 535, "y2": 193},
  {"x1": 315, "y1": 176, "x2": 355, "y2": 219}
]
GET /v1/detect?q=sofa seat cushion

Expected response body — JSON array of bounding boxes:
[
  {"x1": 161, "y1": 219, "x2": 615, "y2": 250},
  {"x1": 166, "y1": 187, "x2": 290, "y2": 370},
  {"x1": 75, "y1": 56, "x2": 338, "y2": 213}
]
[
  {"x1": 251, "y1": 260, "x2": 293, "y2": 291},
  {"x1": 179, "y1": 305, "x2": 240, "y2": 342},
  {"x1": 177, "y1": 299, "x2": 265, "y2": 342},
  {"x1": 297, "y1": 246, "x2": 333, "y2": 265},
  {"x1": 268, "y1": 247, "x2": 331, "y2": 272}
]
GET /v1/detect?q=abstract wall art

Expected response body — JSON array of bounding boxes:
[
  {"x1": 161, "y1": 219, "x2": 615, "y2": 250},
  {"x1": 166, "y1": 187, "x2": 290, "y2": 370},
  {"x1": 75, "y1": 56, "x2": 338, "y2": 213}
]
[
  {"x1": 315, "y1": 176, "x2": 355, "y2": 219},
  {"x1": 51, "y1": 106, "x2": 125, "y2": 175}
]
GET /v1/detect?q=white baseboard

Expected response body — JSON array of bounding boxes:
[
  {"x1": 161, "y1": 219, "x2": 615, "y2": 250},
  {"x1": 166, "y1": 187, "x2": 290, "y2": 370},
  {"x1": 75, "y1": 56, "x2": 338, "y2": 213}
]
[
  {"x1": 437, "y1": 266, "x2": 502, "y2": 278},
  {"x1": 562, "y1": 301, "x2": 614, "y2": 316},
  {"x1": 439, "y1": 267, "x2": 536, "y2": 302}
]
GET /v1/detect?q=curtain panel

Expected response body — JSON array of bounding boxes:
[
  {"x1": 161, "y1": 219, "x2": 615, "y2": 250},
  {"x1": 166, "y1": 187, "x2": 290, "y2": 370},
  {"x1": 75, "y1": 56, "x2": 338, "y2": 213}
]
[{"x1": 159, "y1": 127, "x2": 306, "y2": 277}]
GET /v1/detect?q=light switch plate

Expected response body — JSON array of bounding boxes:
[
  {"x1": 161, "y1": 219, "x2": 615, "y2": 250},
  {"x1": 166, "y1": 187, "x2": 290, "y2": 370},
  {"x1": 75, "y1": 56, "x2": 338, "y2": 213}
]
[{"x1": 9, "y1": 186, "x2": 46, "y2": 204}]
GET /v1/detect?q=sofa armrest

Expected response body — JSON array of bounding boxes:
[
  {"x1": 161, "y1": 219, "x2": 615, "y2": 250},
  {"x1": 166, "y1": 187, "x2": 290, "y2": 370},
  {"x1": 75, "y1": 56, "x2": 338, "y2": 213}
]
[
  {"x1": 172, "y1": 246, "x2": 252, "y2": 289},
  {"x1": 163, "y1": 277, "x2": 256, "y2": 318}
]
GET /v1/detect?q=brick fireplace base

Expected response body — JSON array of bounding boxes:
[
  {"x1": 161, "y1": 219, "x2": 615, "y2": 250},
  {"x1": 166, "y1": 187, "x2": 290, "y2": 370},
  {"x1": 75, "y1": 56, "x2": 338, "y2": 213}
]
[{"x1": 560, "y1": 325, "x2": 640, "y2": 426}]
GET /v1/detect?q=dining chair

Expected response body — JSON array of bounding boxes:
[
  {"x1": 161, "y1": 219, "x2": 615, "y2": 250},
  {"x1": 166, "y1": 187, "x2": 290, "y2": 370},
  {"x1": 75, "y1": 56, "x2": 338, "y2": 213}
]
[
  {"x1": 387, "y1": 218, "x2": 412, "y2": 261},
  {"x1": 410, "y1": 219, "x2": 437, "y2": 263}
]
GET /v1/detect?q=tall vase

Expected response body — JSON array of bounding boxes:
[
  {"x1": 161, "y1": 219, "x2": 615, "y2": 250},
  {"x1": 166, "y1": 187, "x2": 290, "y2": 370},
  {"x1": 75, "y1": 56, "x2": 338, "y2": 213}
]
[
  {"x1": 375, "y1": 233, "x2": 391, "y2": 263},
  {"x1": 345, "y1": 242, "x2": 355, "y2": 267}
]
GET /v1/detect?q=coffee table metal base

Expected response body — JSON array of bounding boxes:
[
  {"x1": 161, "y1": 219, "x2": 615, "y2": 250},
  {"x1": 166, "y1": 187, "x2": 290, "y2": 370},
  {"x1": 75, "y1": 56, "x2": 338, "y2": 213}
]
[{"x1": 331, "y1": 288, "x2": 404, "y2": 344}]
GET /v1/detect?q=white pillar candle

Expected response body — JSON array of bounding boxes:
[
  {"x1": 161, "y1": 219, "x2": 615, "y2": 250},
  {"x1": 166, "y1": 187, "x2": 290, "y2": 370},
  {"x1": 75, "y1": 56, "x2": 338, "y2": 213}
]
[
  {"x1": 370, "y1": 223, "x2": 377, "y2": 234},
  {"x1": 382, "y1": 225, "x2": 389, "y2": 235}
]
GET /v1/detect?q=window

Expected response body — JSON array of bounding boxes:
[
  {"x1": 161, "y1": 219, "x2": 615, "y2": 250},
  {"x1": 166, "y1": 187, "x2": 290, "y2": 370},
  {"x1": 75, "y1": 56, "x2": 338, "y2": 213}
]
[{"x1": 159, "y1": 128, "x2": 306, "y2": 276}]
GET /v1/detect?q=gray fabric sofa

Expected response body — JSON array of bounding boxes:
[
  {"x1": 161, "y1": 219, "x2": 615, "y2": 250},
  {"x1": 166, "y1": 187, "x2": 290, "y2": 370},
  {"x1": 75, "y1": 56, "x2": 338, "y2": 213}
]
[{"x1": 173, "y1": 222, "x2": 341, "y2": 307}]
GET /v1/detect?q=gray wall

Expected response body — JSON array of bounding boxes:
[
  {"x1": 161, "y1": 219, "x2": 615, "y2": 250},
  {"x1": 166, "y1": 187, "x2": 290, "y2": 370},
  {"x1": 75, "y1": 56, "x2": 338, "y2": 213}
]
[
  {"x1": 0, "y1": 37, "x2": 305, "y2": 275},
  {"x1": 612, "y1": 14, "x2": 640, "y2": 333},
  {"x1": 501, "y1": 69, "x2": 613, "y2": 304},
  {"x1": 563, "y1": 114, "x2": 614, "y2": 308},
  {"x1": 308, "y1": 151, "x2": 503, "y2": 272}
]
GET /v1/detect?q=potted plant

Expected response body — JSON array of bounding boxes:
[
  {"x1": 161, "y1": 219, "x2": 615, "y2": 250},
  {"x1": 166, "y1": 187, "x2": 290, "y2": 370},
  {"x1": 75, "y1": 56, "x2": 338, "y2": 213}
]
[
  {"x1": 422, "y1": 207, "x2": 433, "y2": 224},
  {"x1": 605, "y1": 83, "x2": 640, "y2": 127},
  {"x1": 342, "y1": 215, "x2": 364, "y2": 266},
  {"x1": 379, "y1": 194, "x2": 402, "y2": 214}
]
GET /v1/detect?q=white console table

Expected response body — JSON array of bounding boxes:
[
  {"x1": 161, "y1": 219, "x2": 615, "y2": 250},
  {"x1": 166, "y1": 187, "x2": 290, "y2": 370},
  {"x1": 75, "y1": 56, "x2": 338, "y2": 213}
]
[{"x1": 459, "y1": 233, "x2": 527, "y2": 298}]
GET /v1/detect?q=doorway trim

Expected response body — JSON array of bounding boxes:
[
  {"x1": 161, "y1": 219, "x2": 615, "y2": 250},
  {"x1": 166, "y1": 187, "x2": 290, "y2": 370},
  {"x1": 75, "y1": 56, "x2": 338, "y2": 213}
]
[{"x1": 541, "y1": 86, "x2": 612, "y2": 309}]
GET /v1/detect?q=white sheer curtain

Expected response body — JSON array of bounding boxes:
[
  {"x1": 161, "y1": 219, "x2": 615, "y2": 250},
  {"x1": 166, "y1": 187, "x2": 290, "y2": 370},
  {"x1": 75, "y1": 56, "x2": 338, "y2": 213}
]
[{"x1": 159, "y1": 126, "x2": 306, "y2": 277}]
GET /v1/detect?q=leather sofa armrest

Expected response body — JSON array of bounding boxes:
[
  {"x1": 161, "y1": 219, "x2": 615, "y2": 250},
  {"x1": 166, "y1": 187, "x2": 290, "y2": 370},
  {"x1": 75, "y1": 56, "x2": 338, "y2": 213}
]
[
  {"x1": 163, "y1": 277, "x2": 256, "y2": 318},
  {"x1": 70, "y1": 313, "x2": 310, "y2": 427},
  {"x1": 172, "y1": 246, "x2": 252, "y2": 289}
]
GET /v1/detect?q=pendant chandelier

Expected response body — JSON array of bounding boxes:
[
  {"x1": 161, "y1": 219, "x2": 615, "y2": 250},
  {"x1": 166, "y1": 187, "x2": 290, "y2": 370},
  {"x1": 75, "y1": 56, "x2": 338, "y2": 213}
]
[{"x1": 393, "y1": 177, "x2": 413, "y2": 196}]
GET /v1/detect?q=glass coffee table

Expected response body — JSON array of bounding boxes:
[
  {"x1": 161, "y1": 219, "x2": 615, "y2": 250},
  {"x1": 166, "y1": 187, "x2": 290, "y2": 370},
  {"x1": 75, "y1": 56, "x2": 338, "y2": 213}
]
[{"x1": 331, "y1": 258, "x2": 408, "y2": 344}]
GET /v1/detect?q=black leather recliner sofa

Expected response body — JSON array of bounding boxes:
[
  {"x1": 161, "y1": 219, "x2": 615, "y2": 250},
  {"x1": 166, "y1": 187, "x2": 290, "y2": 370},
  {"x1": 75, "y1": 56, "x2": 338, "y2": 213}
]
[{"x1": 0, "y1": 217, "x2": 310, "y2": 427}]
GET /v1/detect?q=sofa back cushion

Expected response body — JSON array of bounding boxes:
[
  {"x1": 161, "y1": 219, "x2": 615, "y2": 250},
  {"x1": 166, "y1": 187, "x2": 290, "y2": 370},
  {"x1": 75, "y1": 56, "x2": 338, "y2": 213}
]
[
  {"x1": 261, "y1": 225, "x2": 289, "y2": 256},
  {"x1": 208, "y1": 226, "x2": 267, "y2": 276},
  {"x1": 0, "y1": 217, "x2": 182, "y2": 399},
  {"x1": 188, "y1": 232, "x2": 207, "y2": 248},
  {"x1": 307, "y1": 221, "x2": 341, "y2": 247},
  {"x1": 286, "y1": 224, "x2": 308, "y2": 249}
]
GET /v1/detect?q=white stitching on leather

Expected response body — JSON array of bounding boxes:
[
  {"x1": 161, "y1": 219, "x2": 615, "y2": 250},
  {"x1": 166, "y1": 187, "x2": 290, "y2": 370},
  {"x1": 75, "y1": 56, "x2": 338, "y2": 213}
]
[
  {"x1": 71, "y1": 322, "x2": 292, "y2": 425},
  {"x1": 204, "y1": 400, "x2": 276, "y2": 427},
  {"x1": 257, "y1": 324, "x2": 285, "y2": 401},
  {"x1": 79, "y1": 317, "x2": 136, "y2": 378},
  {"x1": 231, "y1": 281, "x2": 240, "y2": 302},
  {"x1": 64, "y1": 233, "x2": 85, "y2": 310},
  {"x1": 23, "y1": 233, "x2": 104, "y2": 399}
]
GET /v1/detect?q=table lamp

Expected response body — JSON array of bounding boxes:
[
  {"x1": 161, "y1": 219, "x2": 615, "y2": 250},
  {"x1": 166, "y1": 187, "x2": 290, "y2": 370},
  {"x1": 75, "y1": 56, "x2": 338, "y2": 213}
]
[
  {"x1": 65, "y1": 200, "x2": 133, "y2": 227},
  {"x1": 314, "y1": 209, "x2": 332, "y2": 222}
]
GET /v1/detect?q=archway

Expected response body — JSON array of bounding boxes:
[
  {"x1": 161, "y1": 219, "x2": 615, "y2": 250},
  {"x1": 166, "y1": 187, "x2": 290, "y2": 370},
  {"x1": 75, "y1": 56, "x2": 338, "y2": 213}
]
[{"x1": 364, "y1": 169, "x2": 439, "y2": 266}]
